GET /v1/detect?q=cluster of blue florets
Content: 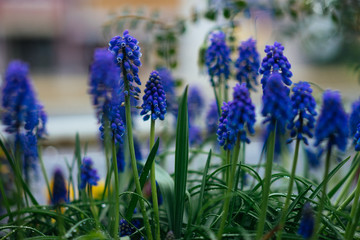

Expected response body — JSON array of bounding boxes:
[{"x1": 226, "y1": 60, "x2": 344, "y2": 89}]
[
  {"x1": 206, "y1": 101, "x2": 219, "y2": 135},
  {"x1": 259, "y1": 42, "x2": 292, "y2": 88},
  {"x1": 79, "y1": 157, "x2": 100, "y2": 189},
  {"x1": 315, "y1": 90, "x2": 349, "y2": 151},
  {"x1": 89, "y1": 48, "x2": 121, "y2": 118},
  {"x1": 288, "y1": 81, "x2": 317, "y2": 145},
  {"x1": 158, "y1": 67, "x2": 177, "y2": 114},
  {"x1": 140, "y1": 71, "x2": 167, "y2": 121},
  {"x1": 226, "y1": 83, "x2": 256, "y2": 143},
  {"x1": 16, "y1": 133, "x2": 39, "y2": 181},
  {"x1": 119, "y1": 219, "x2": 144, "y2": 239},
  {"x1": 298, "y1": 202, "x2": 314, "y2": 239},
  {"x1": 349, "y1": 98, "x2": 360, "y2": 137},
  {"x1": 261, "y1": 73, "x2": 292, "y2": 132},
  {"x1": 354, "y1": 124, "x2": 360, "y2": 151},
  {"x1": 51, "y1": 168, "x2": 68, "y2": 205},
  {"x1": 109, "y1": 30, "x2": 142, "y2": 99},
  {"x1": 205, "y1": 31, "x2": 231, "y2": 86},
  {"x1": 235, "y1": 38, "x2": 260, "y2": 90},
  {"x1": 217, "y1": 102, "x2": 234, "y2": 150},
  {"x1": 99, "y1": 101, "x2": 126, "y2": 145},
  {"x1": 188, "y1": 86, "x2": 204, "y2": 121}
]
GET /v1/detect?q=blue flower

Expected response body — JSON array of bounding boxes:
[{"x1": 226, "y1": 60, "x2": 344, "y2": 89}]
[
  {"x1": 140, "y1": 71, "x2": 167, "y2": 121},
  {"x1": 217, "y1": 102, "x2": 235, "y2": 150},
  {"x1": 36, "y1": 104, "x2": 48, "y2": 139},
  {"x1": 119, "y1": 218, "x2": 144, "y2": 239},
  {"x1": 261, "y1": 73, "x2": 292, "y2": 132},
  {"x1": 354, "y1": 124, "x2": 360, "y2": 151},
  {"x1": 89, "y1": 48, "x2": 121, "y2": 118},
  {"x1": 235, "y1": 38, "x2": 260, "y2": 90},
  {"x1": 288, "y1": 82, "x2": 317, "y2": 145},
  {"x1": 189, "y1": 125, "x2": 203, "y2": 146},
  {"x1": 262, "y1": 123, "x2": 289, "y2": 161},
  {"x1": 298, "y1": 202, "x2": 314, "y2": 239},
  {"x1": 315, "y1": 90, "x2": 349, "y2": 151},
  {"x1": 205, "y1": 31, "x2": 231, "y2": 86},
  {"x1": 226, "y1": 83, "x2": 256, "y2": 144},
  {"x1": 259, "y1": 42, "x2": 292, "y2": 88},
  {"x1": 116, "y1": 137, "x2": 142, "y2": 172},
  {"x1": 2, "y1": 61, "x2": 39, "y2": 134},
  {"x1": 51, "y1": 168, "x2": 68, "y2": 205},
  {"x1": 188, "y1": 86, "x2": 204, "y2": 121},
  {"x1": 304, "y1": 148, "x2": 322, "y2": 168},
  {"x1": 158, "y1": 67, "x2": 177, "y2": 115},
  {"x1": 349, "y1": 98, "x2": 360, "y2": 137},
  {"x1": 79, "y1": 157, "x2": 100, "y2": 189},
  {"x1": 206, "y1": 101, "x2": 219, "y2": 135},
  {"x1": 99, "y1": 101, "x2": 126, "y2": 145},
  {"x1": 16, "y1": 132, "x2": 38, "y2": 182},
  {"x1": 109, "y1": 30, "x2": 142, "y2": 99}
]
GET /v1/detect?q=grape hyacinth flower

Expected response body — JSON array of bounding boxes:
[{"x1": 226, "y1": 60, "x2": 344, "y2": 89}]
[
  {"x1": 288, "y1": 82, "x2": 317, "y2": 145},
  {"x1": 226, "y1": 83, "x2": 256, "y2": 144},
  {"x1": 89, "y1": 48, "x2": 121, "y2": 118},
  {"x1": 99, "y1": 101, "x2": 126, "y2": 145},
  {"x1": 140, "y1": 71, "x2": 167, "y2": 121},
  {"x1": 79, "y1": 157, "x2": 100, "y2": 189},
  {"x1": 261, "y1": 73, "x2": 292, "y2": 132},
  {"x1": 109, "y1": 30, "x2": 142, "y2": 99},
  {"x1": 235, "y1": 38, "x2": 260, "y2": 90},
  {"x1": 188, "y1": 86, "x2": 204, "y2": 121},
  {"x1": 158, "y1": 67, "x2": 177, "y2": 115},
  {"x1": 51, "y1": 168, "x2": 68, "y2": 205},
  {"x1": 259, "y1": 42, "x2": 292, "y2": 88},
  {"x1": 206, "y1": 101, "x2": 219, "y2": 135},
  {"x1": 16, "y1": 133, "x2": 38, "y2": 182},
  {"x1": 189, "y1": 125, "x2": 202, "y2": 146},
  {"x1": 305, "y1": 148, "x2": 322, "y2": 168},
  {"x1": 298, "y1": 203, "x2": 314, "y2": 239},
  {"x1": 349, "y1": 98, "x2": 360, "y2": 137},
  {"x1": 217, "y1": 102, "x2": 234, "y2": 150},
  {"x1": 205, "y1": 31, "x2": 231, "y2": 86},
  {"x1": 354, "y1": 124, "x2": 360, "y2": 151},
  {"x1": 315, "y1": 90, "x2": 349, "y2": 151},
  {"x1": 119, "y1": 219, "x2": 144, "y2": 239}
]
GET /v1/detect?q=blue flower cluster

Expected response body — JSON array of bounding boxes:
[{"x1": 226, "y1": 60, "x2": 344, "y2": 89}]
[
  {"x1": 119, "y1": 218, "x2": 144, "y2": 239},
  {"x1": 140, "y1": 71, "x2": 167, "y2": 121},
  {"x1": 205, "y1": 31, "x2": 231, "y2": 86},
  {"x1": 89, "y1": 48, "x2": 121, "y2": 118},
  {"x1": 226, "y1": 83, "x2": 256, "y2": 143},
  {"x1": 288, "y1": 82, "x2": 317, "y2": 145},
  {"x1": 217, "y1": 102, "x2": 234, "y2": 150},
  {"x1": 315, "y1": 90, "x2": 349, "y2": 151},
  {"x1": 99, "y1": 101, "x2": 126, "y2": 145},
  {"x1": 109, "y1": 30, "x2": 142, "y2": 98},
  {"x1": 116, "y1": 137, "x2": 142, "y2": 173},
  {"x1": 158, "y1": 67, "x2": 177, "y2": 115},
  {"x1": 79, "y1": 157, "x2": 100, "y2": 189},
  {"x1": 189, "y1": 125, "x2": 203, "y2": 146},
  {"x1": 206, "y1": 101, "x2": 219, "y2": 135},
  {"x1": 305, "y1": 148, "x2": 322, "y2": 168},
  {"x1": 349, "y1": 98, "x2": 360, "y2": 137},
  {"x1": 235, "y1": 38, "x2": 260, "y2": 90},
  {"x1": 259, "y1": 42, "x2": 292, "y2": 88},
  {"x1": 51, "y1": 168, "x2": 68, "y2": 205},
  {"x1": 261, "y1": 73, "x2": 292, "y2": 132},
  {"x1": 188, "y1": 86, "x2": 204, "y2": 121},
  {"x1": 16, "y1": 133, "x2": 38, "y2": 181},
  {"x1": 298, "y1": 202, "x2": 314, "y2": 239},
  {"x1": 353, "y1": 124, "x2": 360, "y2": 151}
]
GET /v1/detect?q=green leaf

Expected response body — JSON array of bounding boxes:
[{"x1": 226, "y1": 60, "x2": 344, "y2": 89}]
[
  {"x1": 173, "y1": 86, "x2": 189, "y2": 238},
  {"x1": 204, "y1": 9, "x2": 217, "y2": 21},
  {"x1": 223, "y1": 8, "x2": 231, "y2": 19},
  {"x1": 125, "y1": 138, "x2": 160, "y2": 220},
  {"x1": 234, "y1": 0, "x2": 247, "y2": 9}
]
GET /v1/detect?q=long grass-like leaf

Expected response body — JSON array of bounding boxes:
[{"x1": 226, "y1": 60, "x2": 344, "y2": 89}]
[{"x1": 173, "y1": 86, "x2": 189, "y2": 238}]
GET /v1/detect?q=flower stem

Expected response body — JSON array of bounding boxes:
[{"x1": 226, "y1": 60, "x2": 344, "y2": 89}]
[
  {"x1": 88, "y1": 185, "x2": 100, "y2": 229},
  {"x1": 111, "y1": 140, "x2": 120, "y2": 238},
  {"x1": 38, "y1": 145, "x2": 52, "y2": 201},
  {"x1": 124, "y1": 84, "x2": 153, "y2": 240},
  {"x1": 256, "y1": 126, "x2": 276, "y2": 240},
  {"x1": 150, "y1": 119, "x2": 160, "y2": 240},
  {"x1": 277, "y1": 138, "x2": 300, "y2": 240},
  {"x1": 311, "y1": 143, "x2": 332, "y2": 240},
  {"x1": 344, "y1": 155, "x2": 360, "y2": 239},
  {"x1": 217, "y1": 139, "x2": 241, "y2": 240}
]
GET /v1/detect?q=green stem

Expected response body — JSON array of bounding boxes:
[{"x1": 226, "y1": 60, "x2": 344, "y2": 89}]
[
  {"x1": 256, "y1": 126, "x2": 276, "y2": 240},
  {"x1": 345, "y1": 156, "x2": 360, "y2": 239},
  {"x1": 88, "y1": 185, "x2": 100, "y2": 229},
  {"x1": 123, "y1": 63, "x2": 153, "y2": 240},
  {"x1": 212, "y1": 84, "x2": 221, "y2": 116},
  {"x1": 150, "y1": 119, "x2": 160, "y2": 240},
  {"x1": 311, "y1": 144, "x2": 332, "y2": 240},
  {"x1": 111, "y1": 140, "x2": 120, "y2": 239},
  {"x1": 38, "y1": 145, "x2": 52, "y2": 202},
  {"x1": 0, "y1": 174, "x2": 12, "y2": 222},
  {"x1": 217, "y1": 139, "x2": 241, "y2": 240},
  {"x1": 277, "y1": 138, "x2": 300, "y2": 240}
]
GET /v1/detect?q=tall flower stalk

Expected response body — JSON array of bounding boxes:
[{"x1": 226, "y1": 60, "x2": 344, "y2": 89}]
[
  {"x1": 277, "y1": 81, "x2": 317, "y2": 239},
  {"x1": 109, "y1": 30, "x2": 153, "y2": 240},
  {"x1": 312, "y1": 90, "x2": 348, "y2": 240},
  {"x1": 140, "y1": 70, "x2": 167, "y2": 240}
]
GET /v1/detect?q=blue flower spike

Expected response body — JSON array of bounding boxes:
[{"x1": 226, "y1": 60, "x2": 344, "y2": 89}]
[
  {"x1": 80, "y1": 157, "x2": 100, "y2": 190},
  {"x1": 51, "y1": 168, "x2": 68, "y2": 205},
  {"x1": 298, "y1": 202, "x2": 314, "y2": 239},
  {"x1": 354, "y1": 124, "x2": 360, "y2": 151},
  {"x1": 235, "y1": 38, "x2": 260, "y2": 91},
  {"x1": 217, "y1": 101, "x2": 234, "y2": 150},
  {"x1": 315, "y1": 90, "x2": 349, "y2": 151},
  {"x1": 99, "y1": 101, "x2": 126, "y2": 145},
  {"x1": 259, "y1": 42, "x2": 292, "y2": 88},
  {"x1": 205, "y1": 31, "x2": 231, "y2": 86},
  {"x1": 288, "y1": 81, "x2": 317, "y2": 145},
  {"x1": 140, "y1": 70, "x2": 167, "y2": 121},
  {"x1": 349, "y1": 98, "x2": 360, "y2": 137},
  {"x1": 206, "y1": 100, "x2": 219, "y2": 135}
]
